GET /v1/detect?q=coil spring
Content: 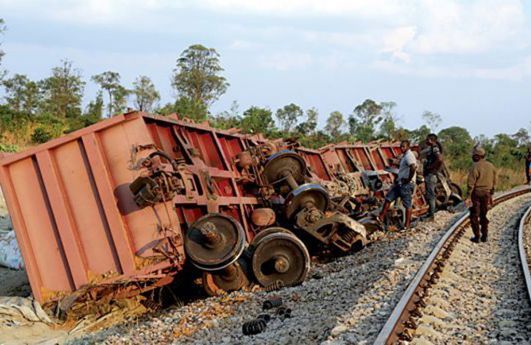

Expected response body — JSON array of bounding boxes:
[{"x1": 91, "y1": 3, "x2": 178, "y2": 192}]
[
  {"x1": 263, "y1": 297, "x2": 283, "y2": 310},
  {"x1": 242, "y1": 319, "x2": 267, "y2": 335},
  {"x1": 141, "y1": 299, "x2": 161, "y2": 311},
  {"x1": 341, "y1": 229, "x2": 357, "y2": 243},
  {"x1": 265, "y1": 280, "x2": 284, "y2": 292}
]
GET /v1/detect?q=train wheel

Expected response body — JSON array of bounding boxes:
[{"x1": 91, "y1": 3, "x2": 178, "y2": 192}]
[
  {"x1": 203, "y1": 261, "x2": 250, "y2": 296},
  {"x1": 184, "y1": 213, "x2": 245, "y2": 271},
  {"x1": 284, "y1": 183, "x2": 330, "y2": 220},
  {"x1": 262, "y1": 150, "x2": 306, "y2": 190},
  {"x1": 249, "y1": 227, "x2": 294, "y2": 252},
  {"x1": 251, "y1": 232, "x2": 310, "y2": 288}
]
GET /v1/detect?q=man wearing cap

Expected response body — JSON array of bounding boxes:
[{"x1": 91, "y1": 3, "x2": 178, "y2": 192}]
[
  {"x1": 526, "y1": 145, "x2": 531, "y2": 185},
  {"x1": 466, "y1": 146, "x2": 497, "y2": 243},
  {"x1": 378, "y1": 139, "x2": 417, "y2": 230}
]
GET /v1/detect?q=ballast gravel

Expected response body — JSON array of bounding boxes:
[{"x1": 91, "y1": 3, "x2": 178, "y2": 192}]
[
  {"x1": 71, "y1": 210, "x2": 463, "y2": 345},
  {"x1": 411, "y1": 194, "x2": 531, "y2": 345}
]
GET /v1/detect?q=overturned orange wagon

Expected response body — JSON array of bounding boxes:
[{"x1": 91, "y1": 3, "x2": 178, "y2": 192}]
[
  {"x1": 0, "y1": 111, "x2": 457, "y2": 311},
  {"x1": 0, "y1": 112, "x2": 273, "y2": 304}
]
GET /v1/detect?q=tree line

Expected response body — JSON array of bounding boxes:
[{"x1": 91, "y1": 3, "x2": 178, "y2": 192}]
[{"x1": 0, "y1": 18, "x2": 530, "y2": 190}]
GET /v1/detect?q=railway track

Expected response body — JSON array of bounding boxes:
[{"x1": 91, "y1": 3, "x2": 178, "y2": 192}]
[
  {"x1": 519, "y1": 203, "x2": 531, "y2": 305},
  {"x1": 375, "y1": 186, "x2": 531, "y2": 344}
]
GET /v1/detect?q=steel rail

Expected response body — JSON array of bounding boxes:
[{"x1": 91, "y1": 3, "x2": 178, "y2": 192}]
[
  {"x1": 374, "y1": 186, "x2": 531, "y2": 345},
  {"x1": 518, "y1": 204, "x2": 531, "y2": 304}
]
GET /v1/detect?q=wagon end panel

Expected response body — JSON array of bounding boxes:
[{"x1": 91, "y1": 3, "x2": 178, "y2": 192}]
[{"x1": 0, "y1": 115, "x2": 185, "y2": 304}]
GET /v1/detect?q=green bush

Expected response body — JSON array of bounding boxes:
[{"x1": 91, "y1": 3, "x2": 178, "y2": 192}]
[
  {"x1": 31, "y1": 127, "x2": 53, "y2": 144},
  {"x1": 0, "y1": 143, "x2": 19, "y2": 152}
]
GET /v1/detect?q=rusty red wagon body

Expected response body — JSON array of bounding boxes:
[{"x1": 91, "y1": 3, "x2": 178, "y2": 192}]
[
  {"x1": 0, "y1": 112, "x2": 267, "y2": 304},
  {"x1": 0, "y1": 111, "x2": 450, "y2": 308}
]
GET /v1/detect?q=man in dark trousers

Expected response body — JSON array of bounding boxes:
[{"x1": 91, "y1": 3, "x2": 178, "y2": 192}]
[
  {"x1": 378, "y1": 140, "x2": 417, "y2": 230},
  {"x1": 526, "y1": 145, "x2": 531, "y2": 185},
  {"x1": 423, "y1": 133, "x2": 444, "y2": 221},
  {"x1": 466, "y1": 146, "x2": 497, "y2": 243}
]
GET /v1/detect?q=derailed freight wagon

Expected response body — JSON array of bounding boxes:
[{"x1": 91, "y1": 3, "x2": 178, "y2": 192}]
[
  {"x1": 0, "y1": 112, "x2": 368, "y2": 311},
  {"x1": 0, "y1": 112, "x2": 264, "y2": 306},
  {"x1": 0, "y1": 111, "x2": 455, "y2": 313}
]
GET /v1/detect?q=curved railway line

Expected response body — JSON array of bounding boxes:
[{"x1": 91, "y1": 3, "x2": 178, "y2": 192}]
[
  {"x1": 375, "y1": 186, "x2": 531, "y2": 344},
  {"x1": 519, "y1": 203, "x2": 531, "y2": 304}
]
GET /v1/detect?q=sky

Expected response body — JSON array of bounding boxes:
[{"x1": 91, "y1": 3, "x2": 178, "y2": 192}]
[{"x1": 1, "y1": 0, "x2": 531, "y2": 137}]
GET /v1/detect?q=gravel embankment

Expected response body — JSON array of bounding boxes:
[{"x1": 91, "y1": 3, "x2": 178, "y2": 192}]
[
  {"x1": 71, "y1": 211, "x2": 462, "y2": 345},
  {"x1": 411, "y1": 195, "x2": 531, "y2": 345}
]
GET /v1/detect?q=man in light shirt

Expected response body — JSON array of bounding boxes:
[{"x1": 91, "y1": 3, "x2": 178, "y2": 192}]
[{"x1": 378, "y1": 139, "x2": 417, "y2": 230}]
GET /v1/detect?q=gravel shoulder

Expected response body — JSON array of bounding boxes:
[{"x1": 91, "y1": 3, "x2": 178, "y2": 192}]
[
  {"x1": 412, "y1": 195, "x2": 531, "y2": 345},
  {"x1": 71, "y1": 211, "x2": 462, "y2": 345}
]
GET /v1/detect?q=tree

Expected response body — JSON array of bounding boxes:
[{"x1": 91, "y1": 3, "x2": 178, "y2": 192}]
[
  {"x1": 171, "y1": 44, "x2": 229, "y2": 111},
  {"x1": 92, "y1": 71, "x2": 125, "y2": 117},
  {"x1": 111, "y1": 85, "x2": 129, "y2": 114},
  {"x1": 379, "y1": 101, "x2": 399, "y2": 140},
  {"x1": 211, "y1": 100, "x2": 241, "y2": 129},
  {"x1": 325, "y1": 111, "x2": 345, "y2": 138},
  {"x1": 241, "y1": 106, "x2": 276, "y2": 135},
  {"x1": 438, "y1": 126, "x2": 474, "y2": 170},
  {"x1": 295, "y1": 107, "x2": 318, "y2": 135},
  {"x1": 422, "y1": 111, "x2": 442, "y2": 132},
  {"x1": 2, "y1": 74, "x2": 40, "y2": 115},
  {"x1": 84, "y1": 91, "x2": 104, "y2": 119},
  {"x1": 132, "y1": 76, "x2": 160, "y2": 112},
  {"x1": 512, "y1": 128, "x2": 530, "y2": 147},
  {"x1": 406, "y1": 124, "x2": 431, "y2": 144},
  {"x1": 40, "y1": 59, "x2": 85, "y2": 118},
  {"x1": 172, "y1": 96, "x2": 208, "y2": 120},
  {"x1": 276, "y1": 103, "x2": 303, "y2": 133},
  {"x1": 349, "y1": 99, "x2": 384, "y2": 142},
  {"x1": 489, "y1": 133, "x2": 522, "y2": 169}
]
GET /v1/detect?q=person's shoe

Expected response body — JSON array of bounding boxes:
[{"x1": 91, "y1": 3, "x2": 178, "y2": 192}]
[
  {"x1": 481, "y1": 235, "x2": 488, "y2": 243},
  {"x1": 470, "y1": 237, "x2": 480, "y2": 243}
]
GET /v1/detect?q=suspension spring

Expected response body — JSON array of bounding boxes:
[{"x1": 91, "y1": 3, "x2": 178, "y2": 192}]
[{"x1": 242, "y1": 319, "x2": 267, "y2": 335}]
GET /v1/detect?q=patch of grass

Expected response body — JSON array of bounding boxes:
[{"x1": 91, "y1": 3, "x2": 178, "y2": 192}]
[{"x1": 450, "y1": 166, "x2": 527, "y2": 195}]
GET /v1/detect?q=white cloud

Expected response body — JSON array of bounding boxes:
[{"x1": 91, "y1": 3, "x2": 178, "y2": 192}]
[
  {"x1": 408, "y1": 0, "x2": 526, "y2": 55},
  {"x1": 381, "y1": 26, "x2": 417, "y2": 63},
  {"x1": 1, "y1": 0, "x2": 530, "y2": 79},
  {"x1": 1, "y1": 0, "x2": 527, "y2": 56},
  {"x1": 198, "y1": 0, "x2": 408, "y2": 18}
]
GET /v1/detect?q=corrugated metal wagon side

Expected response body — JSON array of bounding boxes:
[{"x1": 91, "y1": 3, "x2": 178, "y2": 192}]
[{"x1": 0, "y1": 113, "x2": 186, "y2": 304}]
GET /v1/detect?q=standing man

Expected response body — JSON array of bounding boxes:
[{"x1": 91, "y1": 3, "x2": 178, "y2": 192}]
[
  {"x1": 526, "y1": 145, "x2": 531, "y2": 185},
  {"x1": 378, "y1": 140, "x2": 417, "y2": 230},
  {"x1": 424, "y1": 133, "x2": 444, "y2": 221},
  {"x1": 466, "y1": 146, "x2": 497, "y2": 243}
]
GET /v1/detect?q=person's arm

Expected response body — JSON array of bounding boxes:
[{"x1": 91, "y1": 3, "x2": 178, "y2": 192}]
[
  {"x1": 491, "y1": 167, "x2": 497, "y2": 195},
  {"x1": 489, "y1": 166, "x2": 497, "y2": 207},
  {"x1": 401, "y1": 152, "x2": 417, "y2": 184},
  {"x1": 427, "y1": 147, "x2": 443, "y2": 172},
  {"x1": 400, "y1": 164, "x2": 417, "y2": 184},
  {"x1": 466, "y1": 165, "x2": 478, "y2": 198}
]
